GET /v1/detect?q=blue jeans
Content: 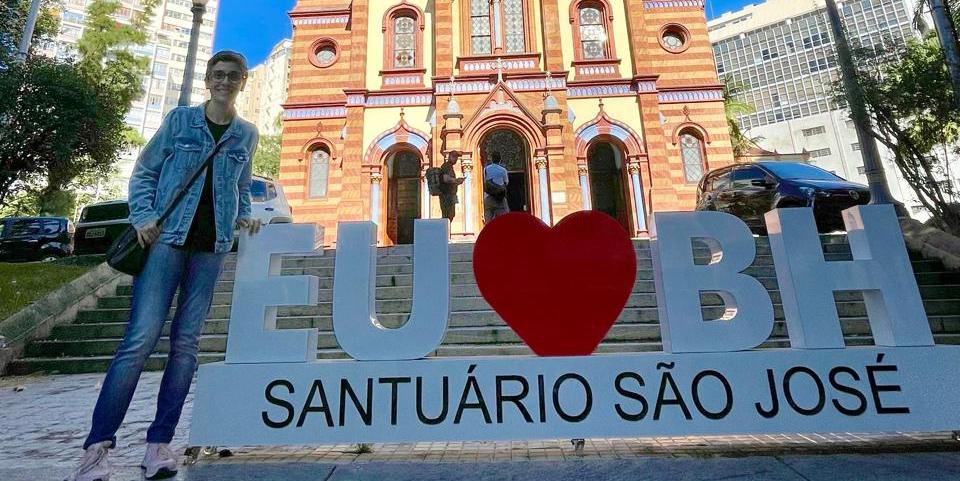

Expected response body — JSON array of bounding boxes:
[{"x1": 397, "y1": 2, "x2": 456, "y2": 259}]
[{"x1": 84, "y1": 242, "x2": 226, "y2": 449}]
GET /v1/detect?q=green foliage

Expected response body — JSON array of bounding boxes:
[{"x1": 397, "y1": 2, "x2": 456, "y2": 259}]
[
  {"x1": 0, "y1": 0, "x2": 62, "y2": 64},
  {"x1": 0, "y1": 255, "x2": 105, "y2": 323},
  {"x1": 849, "y1": 32, "x2": 960, "y2": 234},
  {"x1": 253, "y1": 133, "x2": 281, "y2": 179},
  {"x1": 722, "y1": 76, "x2": 756, "y2": 158}
]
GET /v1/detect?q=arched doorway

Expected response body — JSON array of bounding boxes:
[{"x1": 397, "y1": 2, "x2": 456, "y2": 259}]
[
  {"x1": 387, "y1": 150, "x2": 422, "y2": 244},
  {"x1": 481, "y1": 129, "x2": 531, "y2": 214},
  {"x1": 588, "y1": 142, "x2": 631, "y2": 233}
]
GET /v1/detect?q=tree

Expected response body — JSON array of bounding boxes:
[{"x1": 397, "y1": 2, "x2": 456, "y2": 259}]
[
  {"x1": 849, "y1": 33, "x2": 960, "y2": 235},
  {"x1": 33, "y1": 0, "x2": 158, "y2": 213},
  {"x1": 1, "y1": 0, "x2": 61, "y2": 65},
  {"x1": 722, "y1": 76, "x2": 756, "y2": 159},
  {"x1": 253, "y1": 115, "x2": 284, "y2": 179},
  {"x1": 0, "y1": 58, "x2": 108, "y2": 209}
]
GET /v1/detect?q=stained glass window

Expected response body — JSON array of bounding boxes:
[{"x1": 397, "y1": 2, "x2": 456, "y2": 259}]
[
  {"x1": 579, "y1": 6, "x2": 606, "y2": 59},
  {"x1": 680, "y1": 133, "x2": 705, "y2": 183},
  {"x1": 470, "y1": 0, "x2": 491, "y2": 55},
  {"x1": 662, "y1": 31, "x2": 686, "y2": 51},
  {"x1": 309, "y1": 146, "x2": 330, "y2": 198},
  {"x1": 503, "y1": 0, "x2": 526, "y2": 54},
  {"x1": 393, "y1": 16, "x2": 416, "y2": 68},
  {"x1": 315, "y1": 45, "x2": 336, "y2": 66}
]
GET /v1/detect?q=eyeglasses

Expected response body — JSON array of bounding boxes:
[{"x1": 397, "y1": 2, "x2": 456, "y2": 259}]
[{"x1": 209, "y1": 71, "x2": 247, "y2": 83}]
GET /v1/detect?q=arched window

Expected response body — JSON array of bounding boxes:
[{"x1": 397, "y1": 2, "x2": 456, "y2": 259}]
[
  {"x1": 392, "y1": 15, "x2": 416, "y2": 68},
  {"x1": 308, "y1": 145, "x2": 331, "y2": 198},
  {"x1": 382, "y1": 3, "x2": 425, "y2": 87},
  {"x1": 679, "y1": 131, "x2": 706, "y2": 183},
  {"x1": 576, "y1": 2, "x2": 612, "y2": 60},
  {"x1": 469, "y1": 0, "x2": 527, "y2": 55}
]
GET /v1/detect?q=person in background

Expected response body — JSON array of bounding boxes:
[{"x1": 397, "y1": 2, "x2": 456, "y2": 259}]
[
  {"x1": 439, "y1": 151, "x2": 466, "y2": 223},
  {"x1": 64, "y1": 51, "x2": 262, "y2": 481},
  {"x1": 483, "y1": 152, "x2": 510, "y2": 223}
]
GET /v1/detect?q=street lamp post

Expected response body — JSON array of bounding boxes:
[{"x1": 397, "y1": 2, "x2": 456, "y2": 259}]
[
  {"x1": 824, "y1": 0, "x2": 904, "y2": 211},
  {"x1": 178, "y1": 0, "x2": 209, "y2": 106},
  {"x1": 927, "y1": 0, "x2": 960, "y2": 110},
  {"x1": 16, "y1": 0, "x2": 43, "y2": 64}
]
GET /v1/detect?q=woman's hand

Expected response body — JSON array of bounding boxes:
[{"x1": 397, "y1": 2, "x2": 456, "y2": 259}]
[
  {"x1": 136, "y1": 222, "x2": 160, "y2": 248},
  {"x1": 236, "y1": 217, "x2": 263, "y2": 236}
]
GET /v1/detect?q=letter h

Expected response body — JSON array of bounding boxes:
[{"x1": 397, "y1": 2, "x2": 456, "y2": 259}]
[{"x1": 765, "y1": 205, "x2": 933, "y2": 349}]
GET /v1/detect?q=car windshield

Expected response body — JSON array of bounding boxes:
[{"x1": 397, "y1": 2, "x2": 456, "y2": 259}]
[
  {"x1": 80, "y1": 203, "x2": 130, "y2": 223},
  {"x1": 761, "y1": 163, "x2": 843, "y2": 181}
]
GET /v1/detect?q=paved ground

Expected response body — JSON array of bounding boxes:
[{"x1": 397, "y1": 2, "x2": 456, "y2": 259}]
[{"x1": 1, "y1": 373, "x2": 958, "y2": 480}]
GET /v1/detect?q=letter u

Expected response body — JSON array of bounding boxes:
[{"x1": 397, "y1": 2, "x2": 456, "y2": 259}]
[{"x1": 332, "y1": 220, "x2": 451, "y2": 360}]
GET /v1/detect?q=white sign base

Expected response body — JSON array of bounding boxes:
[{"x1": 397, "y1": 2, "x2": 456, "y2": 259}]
[{"x1": 190, "y1": 347, "x2": 960, "y2": 446}]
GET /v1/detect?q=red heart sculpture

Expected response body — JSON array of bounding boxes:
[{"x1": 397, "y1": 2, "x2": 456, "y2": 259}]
[{"x1": 473, "y1": 211, "x2": 637, "y2": 356}]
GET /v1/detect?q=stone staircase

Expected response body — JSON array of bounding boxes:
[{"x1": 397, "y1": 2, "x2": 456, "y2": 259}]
[{"x1": 6, "y1": 235, "x2": 960, "y2": 375}]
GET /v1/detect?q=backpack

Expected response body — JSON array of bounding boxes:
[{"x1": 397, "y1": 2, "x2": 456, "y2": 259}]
[
  {"x1": 484, "y1": 179, "x2": 507, "y2": 201},
  {"x1": 426, "y1": 167, "x2": 443, "y2": 196}
]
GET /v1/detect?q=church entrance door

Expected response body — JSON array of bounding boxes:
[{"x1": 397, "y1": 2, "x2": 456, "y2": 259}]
[
  {"x1": 482, "y1": 129, "x2": 530, "y2": 214},
  {"x1": 387, "y1": 150, "x2": 422, "y2": 245},
  {"x1": 588, "y1": 142, "x2": 631, "y2": 233}
]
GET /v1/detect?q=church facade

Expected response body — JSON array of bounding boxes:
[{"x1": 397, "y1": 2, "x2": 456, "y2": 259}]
[{"x1": 279, "y1": 0, "x2": 733, "y2": 246}]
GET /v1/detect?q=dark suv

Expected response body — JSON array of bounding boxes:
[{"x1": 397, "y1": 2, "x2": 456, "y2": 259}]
[
  {"x1": 696, "y1": 161, "x2": 870, "y2": 234},
  {"x1": 0, "y1": 217, "x2": 74, "y2": 262},
  {"x1": 74, "y1": 200, "x2": 131, "y2": 256}
]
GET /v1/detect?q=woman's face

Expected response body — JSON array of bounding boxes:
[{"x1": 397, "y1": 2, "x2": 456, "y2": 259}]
[{"x1": 205, "y1": 61, "x2": 247, "y2": 105}]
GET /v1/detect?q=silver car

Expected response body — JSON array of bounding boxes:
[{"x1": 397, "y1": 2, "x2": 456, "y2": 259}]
[{"x1": 250, "y1": 175, "x2": 292, "y2": 225}]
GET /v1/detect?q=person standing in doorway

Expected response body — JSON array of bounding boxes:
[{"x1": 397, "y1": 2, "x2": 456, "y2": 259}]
[
  {"x1": 483, "y1": 152, "x2": 510, "y2": 223},
  {"x1": 64, "y1": 51, "x2": 262, "y2": 481},
  {"x1": 439, "y1": 151, "x2": 465, "y2": 223}
]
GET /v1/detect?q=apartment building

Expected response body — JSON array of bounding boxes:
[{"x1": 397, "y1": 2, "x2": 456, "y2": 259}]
[{"x1": 236, "y1": 38, "x2": 292, "y2": 136}]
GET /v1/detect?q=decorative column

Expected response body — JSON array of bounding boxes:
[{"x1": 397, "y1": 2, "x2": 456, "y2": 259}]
[
  {"x1": 370, "y1": 172, "x2": 383, "y2": 225},
  {"x1": 628, "y1": 163, "x2": 647, "y2": 233},
  {"x1": 461, "y1": 158, "x2": 475, "y2": 234},
  {"x1": 535, "y1": 157, "x2": 552, "y2": 225},
  {"x1": 578, "y1": 165, "x2": 591, "y2": 211},
  {"x1": 492, "y1": 0, "x2": 504, "y2": 53}
]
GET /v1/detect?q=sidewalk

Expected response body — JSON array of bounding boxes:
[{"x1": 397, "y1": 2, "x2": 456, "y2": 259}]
[{"x1": 1, "y1": 373, "x2": 958, "y2": 480}]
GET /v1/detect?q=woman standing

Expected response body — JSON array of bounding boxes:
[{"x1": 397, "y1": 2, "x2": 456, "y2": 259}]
[{"x1": 65, "y1": 51, "x2": 262, "y2": 481}]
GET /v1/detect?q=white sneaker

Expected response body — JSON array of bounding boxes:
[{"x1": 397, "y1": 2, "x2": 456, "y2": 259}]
[
  {"x1": 64, "y1": 441, "x2": 112, "y2": 481},
  {"x1": 141, "y1": 443, "x2": 178, "y2": 480}
]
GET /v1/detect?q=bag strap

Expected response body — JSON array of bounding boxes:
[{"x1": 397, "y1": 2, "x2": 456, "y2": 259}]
[{"x1": 156, "y1": 141, "x2": 226, "y2": 225}]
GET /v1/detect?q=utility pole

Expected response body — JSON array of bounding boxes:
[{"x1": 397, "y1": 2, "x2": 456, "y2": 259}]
[
  {"x1": 927, "y1": 0, "x2": 960, "y2": 110},
  {"x1": 16, "y1": 0, "x2": 43, "y2": 64},
  {"x1": 824, "y1": 0, "x2": 904, "y2": 211}
]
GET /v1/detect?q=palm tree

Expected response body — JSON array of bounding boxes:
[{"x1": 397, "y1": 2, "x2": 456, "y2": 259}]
[{"x1": 722, "y1": 76, "x2": 755, "y2": 158}]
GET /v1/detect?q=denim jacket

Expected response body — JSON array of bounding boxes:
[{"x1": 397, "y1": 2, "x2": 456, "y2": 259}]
[{"x1": 128, "y1": 104, "x2": 259, "y2": 254}]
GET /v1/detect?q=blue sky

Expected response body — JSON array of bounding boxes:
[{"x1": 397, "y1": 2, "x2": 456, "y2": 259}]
[{"x1": 213, "y1": 0, "x2": 754, "y2": 67}]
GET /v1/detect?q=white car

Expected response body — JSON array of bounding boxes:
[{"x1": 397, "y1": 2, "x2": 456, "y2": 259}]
[{"x1": 250, "y1": 175, "x2": 292, "y2": 225}]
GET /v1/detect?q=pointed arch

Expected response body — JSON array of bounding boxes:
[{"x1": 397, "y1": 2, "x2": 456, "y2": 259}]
[
  {"x1": 574, "y1": 110, "x2": 646, "y2": 162},
  {"x1": 671, "y1": 121, "x2": 712, "y2": 145},
  {"x1": 363, "y1": 119, "x2": 432, "y2": 166}
]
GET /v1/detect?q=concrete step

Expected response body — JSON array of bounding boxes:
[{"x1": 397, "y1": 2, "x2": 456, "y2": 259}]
[
  {"x1": 48, "y1": 314, "x2": 960, "y2": 343},
  {"x1": 97, "y1": 283, "x2": 960, "y2": 311},
  {"x1": 73, "y1": 297, "x2": 960, "y2": 327}
]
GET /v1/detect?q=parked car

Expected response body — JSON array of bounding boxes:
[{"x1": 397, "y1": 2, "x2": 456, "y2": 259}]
[
  {"x1": 696, "y1": 161, "x2": 870, "y2": 234},
  {"x1": 0, "y1": 217, "x2": 74, "y2": 262},
  {"x1": 74, "y1": 200, "x2": 131, "y2": 256},
  {"x1": 250, "y1": 175, "x2": 292, "y2": 225}
]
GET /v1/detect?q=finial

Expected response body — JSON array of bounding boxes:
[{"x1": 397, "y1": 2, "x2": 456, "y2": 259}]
[
  {"x1": 400, "y1": 107, "x2": 405, "y2": 120},
  {"x1": 496, "y1": 57, "x2": 504, "y2": 84},
  {"x1": 598, "y1": 98, "x2": 605, "y2": 112}
]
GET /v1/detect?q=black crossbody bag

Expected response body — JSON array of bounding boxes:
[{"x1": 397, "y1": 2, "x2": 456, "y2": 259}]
[{"x1": 106, "y1": 142, "x2": 226, "y2": 276}]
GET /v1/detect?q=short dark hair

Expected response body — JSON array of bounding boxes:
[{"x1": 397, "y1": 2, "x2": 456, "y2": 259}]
[
  {"x1": 206, "y1": 50, "x2": 248, "y2": 79},
  {"x1": 491, "y1": 152, "x2": 502, "y2": 164}
]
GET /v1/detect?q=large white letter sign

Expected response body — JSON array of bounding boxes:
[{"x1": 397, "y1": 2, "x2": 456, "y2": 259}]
[
  {"x1": 765, "y1": 205, "x2": 933, "y2": 349},
  {"x1": 650, "y1": 212, "x2": 775, "y2": 353},
  {"x1": 224, "y1": 224, "x2": 323, "y2": 363},
  {"x1": 332, "y1": 219, "x2": 450, "y2": 360}
]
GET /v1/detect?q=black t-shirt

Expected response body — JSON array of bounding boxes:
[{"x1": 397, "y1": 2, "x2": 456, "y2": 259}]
[{"x1": 179, "y1": 118, "x2": 230, "y2": 252}]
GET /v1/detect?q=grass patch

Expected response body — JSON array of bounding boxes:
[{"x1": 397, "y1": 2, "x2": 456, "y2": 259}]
[{"x1": 0, "y1": 256, "x2": 106, "y2": 321}]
